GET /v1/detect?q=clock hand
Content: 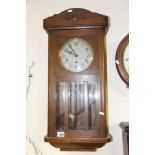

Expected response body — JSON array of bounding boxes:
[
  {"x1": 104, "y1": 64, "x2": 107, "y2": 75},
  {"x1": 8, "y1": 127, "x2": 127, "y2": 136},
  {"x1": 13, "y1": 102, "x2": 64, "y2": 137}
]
[
  {"x1": 68, "y1": 44, "x2": 78, "y2": 57},
  {"x1": 65, "y1": 50, "x2": 75, "y2": 56}
]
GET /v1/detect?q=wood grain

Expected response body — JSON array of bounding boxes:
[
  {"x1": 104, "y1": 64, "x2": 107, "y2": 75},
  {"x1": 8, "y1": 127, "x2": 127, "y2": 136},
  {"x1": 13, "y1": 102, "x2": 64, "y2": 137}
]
[{"x1": 44, "y1": 8, "x2": 111, "y2": 151}]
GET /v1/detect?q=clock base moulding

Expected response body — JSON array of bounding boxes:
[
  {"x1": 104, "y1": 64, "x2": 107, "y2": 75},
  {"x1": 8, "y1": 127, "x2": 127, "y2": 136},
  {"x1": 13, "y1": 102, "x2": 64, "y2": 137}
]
[{"x1": 45, "y1": 135, "x2": 112, "y2": 151}]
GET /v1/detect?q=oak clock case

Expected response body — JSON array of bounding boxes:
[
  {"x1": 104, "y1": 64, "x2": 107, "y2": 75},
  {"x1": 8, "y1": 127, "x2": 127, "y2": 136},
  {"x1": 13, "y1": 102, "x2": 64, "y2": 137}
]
[
  {"x1": 43, "y1": 8, "x2": 111, "y2": 151},
  {"x1": 115, "y1": 34, "x2": 129, "y2": 86}
]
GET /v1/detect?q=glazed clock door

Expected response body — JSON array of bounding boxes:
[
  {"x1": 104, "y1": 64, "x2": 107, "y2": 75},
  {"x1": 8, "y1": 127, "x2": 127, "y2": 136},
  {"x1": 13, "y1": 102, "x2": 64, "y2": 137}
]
[{"x1": 49, "y1": 28, "x2": 104, "y2": 138}]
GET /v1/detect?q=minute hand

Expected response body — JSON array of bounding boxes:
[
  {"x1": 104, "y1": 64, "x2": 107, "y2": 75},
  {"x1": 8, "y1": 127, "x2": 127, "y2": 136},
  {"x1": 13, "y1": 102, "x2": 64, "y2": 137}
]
[{"x1": 68, "y1": 44, "x2": 78, "y2": 57}]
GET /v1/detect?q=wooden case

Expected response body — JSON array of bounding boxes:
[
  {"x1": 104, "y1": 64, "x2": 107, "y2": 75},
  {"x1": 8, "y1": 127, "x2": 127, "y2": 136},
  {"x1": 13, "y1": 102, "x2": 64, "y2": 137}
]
[{"x1": 43, "y1": 8, "x2": 111, "y2": 151}]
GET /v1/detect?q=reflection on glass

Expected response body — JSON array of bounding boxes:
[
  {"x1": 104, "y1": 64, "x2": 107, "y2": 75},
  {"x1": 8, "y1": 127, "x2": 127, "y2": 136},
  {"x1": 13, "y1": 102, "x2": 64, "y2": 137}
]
[
  {"x1": 88, "y1": 82, "x2": 97, "y2": 129},
  {"x1": 56, "y1": 81, "x2": 97, "y2": 130},
  {"x1": 56, "y1": 82, "x2": 65, "y2": 130}
]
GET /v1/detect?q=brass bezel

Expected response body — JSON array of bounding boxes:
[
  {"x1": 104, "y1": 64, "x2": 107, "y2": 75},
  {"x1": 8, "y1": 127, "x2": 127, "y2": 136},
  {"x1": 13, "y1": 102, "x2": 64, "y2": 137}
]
[{"x1": 59, "y1": 38, "x2": 93, "y2": 73}]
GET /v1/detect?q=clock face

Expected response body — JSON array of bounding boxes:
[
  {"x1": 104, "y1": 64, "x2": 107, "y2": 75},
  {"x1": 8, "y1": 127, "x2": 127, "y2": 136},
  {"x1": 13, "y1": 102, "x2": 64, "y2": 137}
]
[
  {"x1": 59, "y1": 38, "x2": 93, "y2": 72},
  {"x1": 123, "y1": 44, "x2": 129, "y2": 74}
]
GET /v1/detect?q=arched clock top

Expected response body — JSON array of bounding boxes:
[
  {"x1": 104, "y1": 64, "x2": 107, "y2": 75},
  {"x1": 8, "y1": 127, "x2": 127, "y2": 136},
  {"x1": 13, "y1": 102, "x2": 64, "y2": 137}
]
[{"x1": 43, "y1": 8, "x2": 109, "y2": 31}]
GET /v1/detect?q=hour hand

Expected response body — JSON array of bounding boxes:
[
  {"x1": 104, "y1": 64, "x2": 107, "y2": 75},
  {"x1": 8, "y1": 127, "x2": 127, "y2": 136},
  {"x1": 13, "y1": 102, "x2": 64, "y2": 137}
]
[
  {"x1": 68, "y1": 44, "x2": 78, "y2": 57},
  {"x1": 65, "y1": 50, "x2": 75, "y2": 56}
]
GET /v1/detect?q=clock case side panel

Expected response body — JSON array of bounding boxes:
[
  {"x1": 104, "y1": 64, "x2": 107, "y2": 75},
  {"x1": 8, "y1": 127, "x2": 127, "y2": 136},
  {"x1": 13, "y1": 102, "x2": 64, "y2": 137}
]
[
  {"x1": 98, "y1": 29, "x2": 109, "y2": 137},
  {"x1": 47, "y1": 31, "x2": 57, "y2": 137}
]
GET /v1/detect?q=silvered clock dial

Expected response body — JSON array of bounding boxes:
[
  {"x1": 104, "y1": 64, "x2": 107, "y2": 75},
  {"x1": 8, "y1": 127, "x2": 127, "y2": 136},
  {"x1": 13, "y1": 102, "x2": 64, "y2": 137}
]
[{"x1": 59, "y1": 38, "x2": 93, "y2": 72}]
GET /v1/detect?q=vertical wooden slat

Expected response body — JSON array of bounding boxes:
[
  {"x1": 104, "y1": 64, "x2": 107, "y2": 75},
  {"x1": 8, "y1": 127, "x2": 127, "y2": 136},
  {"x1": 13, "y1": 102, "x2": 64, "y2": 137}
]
[
  {"x1": 63, "y1": 82, "x2": 69, "y2": 130},
  {"x1": 56, "y1": 82, "x2": 64, "y2": 130},
  {"x1": 74, "y1": 82, "x2": 77, "y2": 116},
  {"x1": 100, "y1": 32, "x2": 107, "y2": 135},
  {"x1": 92, "y1": 82, "x2": 97, "y2": 129},
  {"x1": 88, "y1": 82, "x2": 91, "y2": 129},
  {"x1": 83, "y1": 82, "x2": 88, "y2": 129},
  {"x1": 71, "y1": 82, "x2": 75, "y2": 115},
  {"x1": 88, "y1": 82, "x2": 97, "y2": 130},
  {"x1": 56, "y1": 82, "x2": 60, "y2": 130},
  {"x1": 59, "y1": 83, "x2": 63, "y2": 129}
]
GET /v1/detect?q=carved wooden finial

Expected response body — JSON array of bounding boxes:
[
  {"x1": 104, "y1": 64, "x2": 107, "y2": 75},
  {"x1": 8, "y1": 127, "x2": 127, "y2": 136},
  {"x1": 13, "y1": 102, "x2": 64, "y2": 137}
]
[
  {"x1": 63, "y1": 9, "x2": 85, "y2": 21},
  {"x1": 43, "y1": 8, "x2": 108, "y2": 30}
]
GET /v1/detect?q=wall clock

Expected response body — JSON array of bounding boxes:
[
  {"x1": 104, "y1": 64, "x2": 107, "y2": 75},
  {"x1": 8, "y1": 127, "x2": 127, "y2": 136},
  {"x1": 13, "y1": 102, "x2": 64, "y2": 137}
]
[
  {"x1": 43, "y1": 8, "x2": 111, "y2": 151},
  {"x1": 115, "y1": 34, "x2": 129, "y2": 86}
]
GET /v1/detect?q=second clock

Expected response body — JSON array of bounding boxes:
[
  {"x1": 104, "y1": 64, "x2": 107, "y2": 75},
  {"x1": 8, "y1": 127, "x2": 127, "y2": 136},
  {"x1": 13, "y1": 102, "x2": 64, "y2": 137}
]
[{"x1": 115, "y1": 34, "x2": 129, "y2": 86}]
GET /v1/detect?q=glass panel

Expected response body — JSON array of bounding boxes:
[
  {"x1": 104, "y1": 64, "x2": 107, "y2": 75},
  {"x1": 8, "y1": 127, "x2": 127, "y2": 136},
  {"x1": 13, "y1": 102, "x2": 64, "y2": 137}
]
[
  {"x1": 68, "y1": 81, "x2": 97, "y2": 130},
  {"x1": 56, "y1": 81, "x2": 97, "y2": 131},
  {"x1": 88, "y1": 82, "x2": 97, "y2": 129},
  {"x1": 68, "y1": 82, "x2": 85, "y2": 130},
  {"x1": 56, "y1": 82, "x2": 65, "y2": 130}
]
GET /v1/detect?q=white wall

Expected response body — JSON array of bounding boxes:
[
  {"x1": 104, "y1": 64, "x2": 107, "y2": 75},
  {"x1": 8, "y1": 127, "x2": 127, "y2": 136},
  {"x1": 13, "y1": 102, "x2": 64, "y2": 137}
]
[{"x1": 26, "y1": 0, "x2": 129, "y2": 155}]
